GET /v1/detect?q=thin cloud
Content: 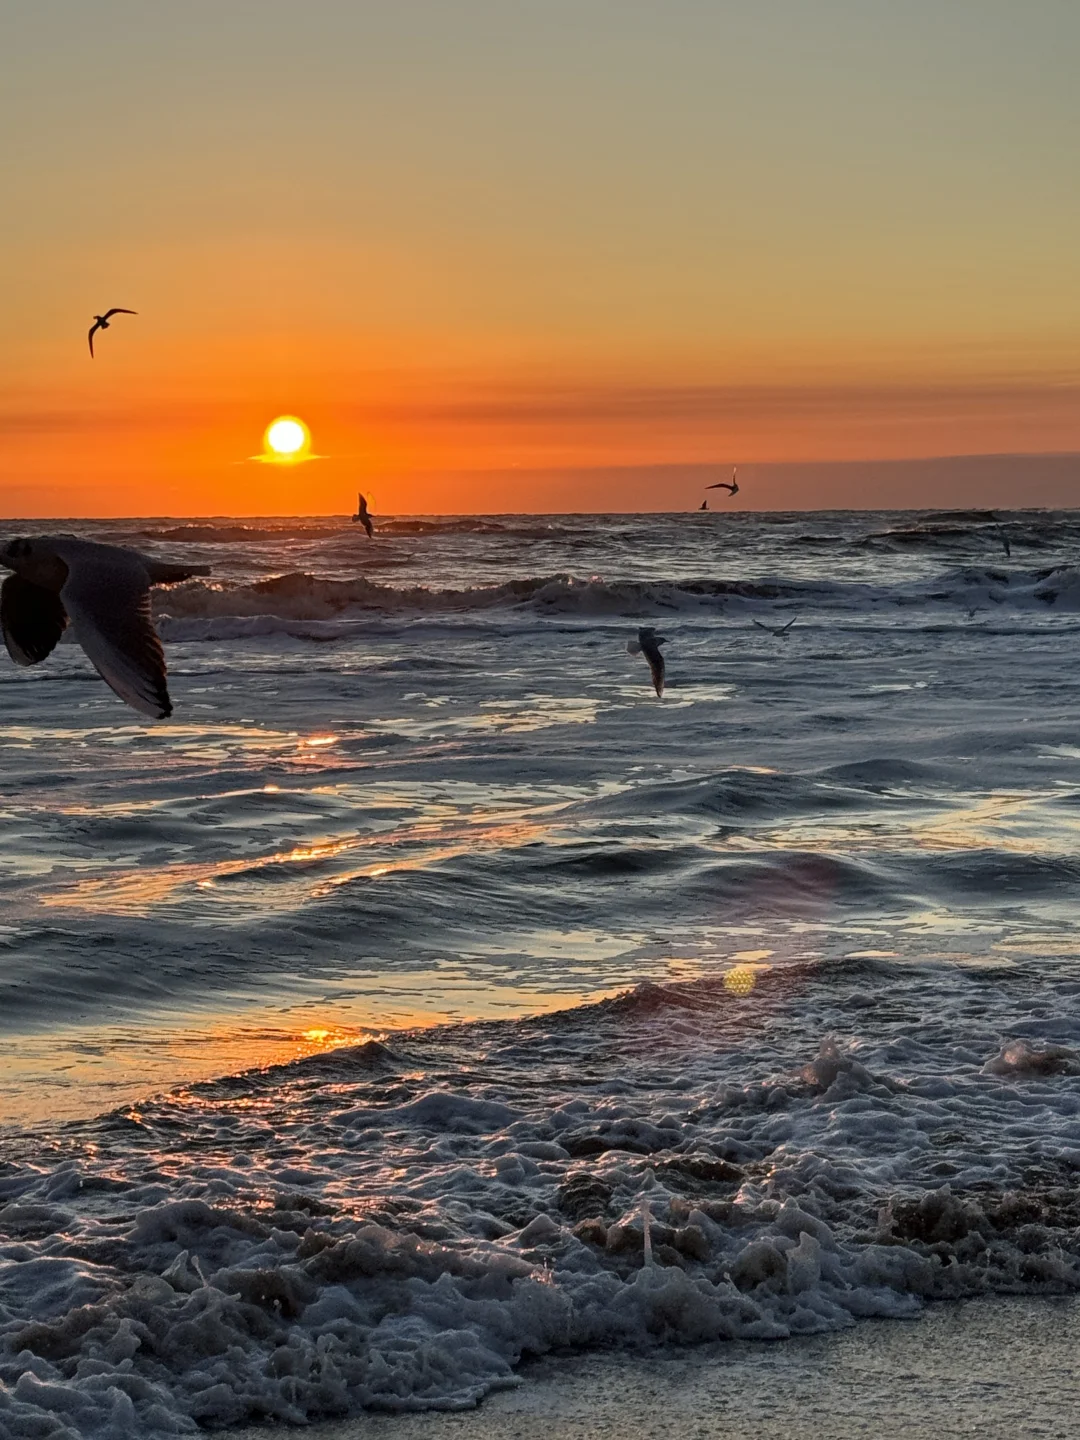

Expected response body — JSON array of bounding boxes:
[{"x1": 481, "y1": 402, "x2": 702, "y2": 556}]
[{"x1": 4, "y1": 374, "x2": 1080, "y2": 442}]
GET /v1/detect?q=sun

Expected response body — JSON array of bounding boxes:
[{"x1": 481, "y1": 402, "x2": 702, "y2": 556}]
[{"x1": 263, "y1": 415, "x2": 311, "y2": 462}]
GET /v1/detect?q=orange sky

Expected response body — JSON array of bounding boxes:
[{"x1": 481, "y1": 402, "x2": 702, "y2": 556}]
[{"x1": 4, "y1": 3, "x2": 1080, "y2": 514}]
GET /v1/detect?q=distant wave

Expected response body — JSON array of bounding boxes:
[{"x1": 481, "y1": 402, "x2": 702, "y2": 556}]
[
  {"x1": 861, "y1": 519, "x2": 1068, "y2": 552},
  {"x1": 128, "y1": 523, "x2": 344, "y2": 544},
  {"x1": 154, "y1": 570, "x2": 853, "y2": 628},
  {"x1": 151, "y1": 564, "x2": 1080, "y2": 634},
  {"x1": 126, "y1": 518, "x2": 572, "y2": 544},
  {"x1": 376, "y1": 518, "x2": 566, "y2": 538}
]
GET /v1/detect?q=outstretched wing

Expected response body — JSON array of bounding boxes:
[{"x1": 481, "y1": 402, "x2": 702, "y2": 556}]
[
  {"x1": 102, "y1": 308, "x2": 137, "y2": 320},
  {"x1": 88, "y1": 322, "x2": 99, "y2": 357},
  {"x1": 1, "y1": 575, "x2": 68, "y2": 666},
  {"x1": 57, "y1": 550, "x2": 172, "y2": 718},
  {"x1": 362, "y1": 515, "x2": 373, "y2": 538}
]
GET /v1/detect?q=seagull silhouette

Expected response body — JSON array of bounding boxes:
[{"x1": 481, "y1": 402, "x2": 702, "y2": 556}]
[
  {"x1": 751, "y1": 615, "x2": 798, "y2": 637},
  {"x1": 705, "y1": 466, "x2": 739, "y2": 497},
  {"x1": 627, "y1": 626, "x2": 667, "y2": 696},
  {"x1": 1, "y1": 535, "x2": 208, "y2": 717},
  {"x1": 352, "y1": 492, "x2": 374, "y2": 538},
  {"x1": 88, "y1": 308, "x2": 136, "y2": 358}
]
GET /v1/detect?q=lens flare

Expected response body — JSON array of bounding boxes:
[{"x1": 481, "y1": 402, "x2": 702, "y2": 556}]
[{"x1": 724, "y1": 965, "x2": 757, "y2": 997}]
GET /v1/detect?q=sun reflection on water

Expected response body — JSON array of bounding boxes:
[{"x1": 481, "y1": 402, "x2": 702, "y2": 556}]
[{"x1": 40, "y1": 816, "x2": 552, "y2": 915}]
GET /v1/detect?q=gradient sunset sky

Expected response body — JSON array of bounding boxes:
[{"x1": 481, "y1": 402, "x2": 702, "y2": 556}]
[{"x1": 4, "y1": 1, "x2": 1080, "y2": 514}]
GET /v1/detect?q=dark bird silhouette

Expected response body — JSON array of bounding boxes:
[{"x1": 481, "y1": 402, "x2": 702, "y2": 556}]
[
  {"x1": 752, "y1": 615, "x2": 798, "y2": 637},
  {"x1": 627, "y1": 626, "x2": 667, "y2": 696},
  {"x1": 88, "y1": 308, "x2": 136, "y2": 358},
  {"x1": 0, "y1": 536, "x2": 208, "y2": 717},
  {"x1": 705, "y1": 466, "x2": 739, "y2": 497},
  {"x1": 352, "y1": 492, "x2": 374, "y2": 538}
]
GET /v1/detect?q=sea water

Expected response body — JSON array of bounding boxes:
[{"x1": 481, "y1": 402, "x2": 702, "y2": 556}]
[{"x1": 3, "y1": 508, "x2": 1080, "y2": 1434}]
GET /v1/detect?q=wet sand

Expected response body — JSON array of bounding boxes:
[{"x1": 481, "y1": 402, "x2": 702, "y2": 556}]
[{"x1": 236, "y1": 1296, "x2": 1078, "y2": 1439}]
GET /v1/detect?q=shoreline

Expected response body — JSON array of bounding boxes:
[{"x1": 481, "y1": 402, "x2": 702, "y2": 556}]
[{"x1": 234, "y1": 1295, "x2": 1079, "y2": 1439}]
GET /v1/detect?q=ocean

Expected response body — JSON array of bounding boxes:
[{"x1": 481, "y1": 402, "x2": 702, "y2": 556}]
[{"x1": 4, "y1": 507, "x2": 1080, "y2": 1435}]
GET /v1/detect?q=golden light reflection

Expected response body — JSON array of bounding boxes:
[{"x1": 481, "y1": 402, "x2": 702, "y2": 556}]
[
  {"x1": 40, "y1": 816, "x2": 549, "y2": 915},
  {"x1": 1, "y1": 977, "x2": 636, "y2": 1128},
  {"x1": 738, "y1": 792, "x2": 1053, "y2": 859},
  {"x1": 312, "y1": 821, "x2": 544, "y2": 897}
]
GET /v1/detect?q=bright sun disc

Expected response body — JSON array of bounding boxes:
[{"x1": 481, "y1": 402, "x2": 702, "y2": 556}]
[{"x1": 264, "y1": 416, "x2": 309, "y2": 458}]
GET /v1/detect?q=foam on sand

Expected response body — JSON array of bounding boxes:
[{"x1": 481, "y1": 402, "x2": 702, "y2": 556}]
[
  {"x1": 5, "y1": 962, "x2": 1080, "y2": 1434},
  {"x1": 228, "y1": 1294, "x2": 1080, "y2": 1439}
]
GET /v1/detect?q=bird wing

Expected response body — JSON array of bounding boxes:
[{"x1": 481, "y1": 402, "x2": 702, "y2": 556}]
[
  {"x1": 751, "y1": 618, "x2": 771, "y2": 632},
  {"x1": 362, "y1": 516, "x2": 373, "y2": 538},
  {"x1": 102, "y1": 308, "x2": 137, "y2": 319},
  {"x1": 88, "y1": 323, "x2": 99, "y2": 357},
  {"x1": 1, "y1": 575, "x2": 69, "y2": 666},
  {"x1": 57, "y1": 549, "x2": 172, "y2": 718},
  {"x1": 778, "y1": 616, "x2": 796, "y2": 633},
  {"x1": 638, "y1": 635, "x2": 665, "y2": 695},
  {"x1": 730, "y1": 482, "x2": 739, "y2": 495}
]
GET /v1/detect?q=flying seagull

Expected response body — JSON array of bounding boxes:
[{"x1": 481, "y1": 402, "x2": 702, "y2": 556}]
[
  {"x1": 751, "y1": 615, "x2": 798, "y2": 637},
  {"x1": 0, "y1": 536, "x2": 209, "y2": 718},
  {"x1": 705, "y1": 466, "x2": 739, "y2": 497},
  {"x1": 87, "y1": 308, "x2": 136, "y2": 358},
  {"x1": 352, "y1": 492, "x2": 374, "y2": 538},
  {"x1": 627, "y1": 626, "x2": 667, "y2": 696}
]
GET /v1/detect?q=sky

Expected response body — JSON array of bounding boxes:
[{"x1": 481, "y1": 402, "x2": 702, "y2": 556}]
[{"x1": 3, "y1": 0, "x2": 1080, "y2": 514}]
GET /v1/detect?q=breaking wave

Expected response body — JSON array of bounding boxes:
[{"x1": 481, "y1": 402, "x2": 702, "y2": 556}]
[{"x1": 150, "y1": 564, "x2": 1080, "y2": 634}]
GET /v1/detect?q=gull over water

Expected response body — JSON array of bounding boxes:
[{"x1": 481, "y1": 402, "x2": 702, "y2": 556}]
[
  {"x1": 0, "y1": 536, "x2": 209, "y2": 718},
  {"x1": 627, "y1": 626, "x2": 667, "y2": 696},
  {"x1": 352, "y1": 492, "x2": 374, "y2": 538}
]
